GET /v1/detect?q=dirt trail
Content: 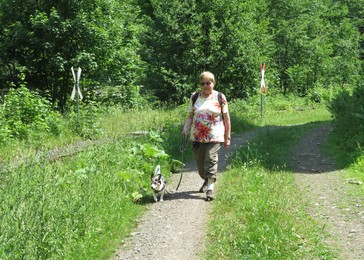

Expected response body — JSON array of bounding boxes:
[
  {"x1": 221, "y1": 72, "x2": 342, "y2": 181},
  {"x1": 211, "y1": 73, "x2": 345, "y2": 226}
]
[
  {"x1": 292, "y1": 124, "x2": 364, "y2": 259},
  {"x1": 112, "y1": 129, "x2": 263, "y2": 260}
]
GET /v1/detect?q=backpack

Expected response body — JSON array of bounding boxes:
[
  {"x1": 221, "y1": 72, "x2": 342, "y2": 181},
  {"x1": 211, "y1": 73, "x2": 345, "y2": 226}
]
[{"x1": 191, "y1": 91, "x2": 224, "y2": 120}]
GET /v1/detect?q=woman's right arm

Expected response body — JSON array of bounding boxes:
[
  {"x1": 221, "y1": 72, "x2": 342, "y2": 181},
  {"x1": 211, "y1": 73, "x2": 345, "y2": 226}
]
[{"x1": 182, "y1": 111, "x2": 194, "y2": 135}]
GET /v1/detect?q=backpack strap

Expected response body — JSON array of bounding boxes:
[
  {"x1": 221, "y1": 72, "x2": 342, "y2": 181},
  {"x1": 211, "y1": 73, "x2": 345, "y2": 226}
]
[
  {"x1": 218, "y1": 92, "x2": 224, "y2": 120},
  {"x1": 218, "y1": 92, "x2": 223, "y2": 108},
  {"x1": 192, "y1": 91, "x2": 199, "y2": 106},
  {"x1": 192, "y1": 91, "x2": 223, "y2": 106},
  {"x1": 192, "y1": 91, "x2": 224, "y2": 119}
]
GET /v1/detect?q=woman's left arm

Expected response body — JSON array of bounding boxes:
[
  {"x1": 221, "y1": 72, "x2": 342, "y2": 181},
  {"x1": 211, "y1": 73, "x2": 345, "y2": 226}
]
[{"x1": 223, "y1": 112, "x2": 231, "y2": 148}]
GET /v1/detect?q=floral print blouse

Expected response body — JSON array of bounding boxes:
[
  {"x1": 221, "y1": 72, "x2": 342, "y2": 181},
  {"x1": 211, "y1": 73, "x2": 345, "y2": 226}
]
[{"x1": 188, "y1": 90, "x2": 228, "y2": 143}]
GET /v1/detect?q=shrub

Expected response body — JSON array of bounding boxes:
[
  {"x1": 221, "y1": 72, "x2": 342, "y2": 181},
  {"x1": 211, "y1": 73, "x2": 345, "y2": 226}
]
[
  {"x1": 1, "y1": 86, "x2": 61, "y2": 140},
  {"x1": 328, "y1": 84, "x2": 364, "y2": 155}
]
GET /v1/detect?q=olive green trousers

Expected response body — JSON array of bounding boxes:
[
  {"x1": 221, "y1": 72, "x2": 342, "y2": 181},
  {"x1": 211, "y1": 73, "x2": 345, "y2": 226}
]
[{"x1": 192, "y1": 142, "x2": 221, "y2": 181}]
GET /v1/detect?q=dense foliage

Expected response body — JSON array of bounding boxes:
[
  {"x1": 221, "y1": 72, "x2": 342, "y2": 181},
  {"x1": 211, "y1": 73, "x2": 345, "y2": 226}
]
[
  {"x1": 139, "y1": 0, "x2": 273, "y2": 102},
  {"x1": 328, "y1": 84, "x2": 364, "y2": 157},
  {"x1": 0, "y1": 0, "x2": 363, "y2": 107},
  {"x1": 0, "y1": 0, "x2": 145, "y2": 110},
  {"x1": 0, "y1": 86, "x2": 61, "y2": 142}
]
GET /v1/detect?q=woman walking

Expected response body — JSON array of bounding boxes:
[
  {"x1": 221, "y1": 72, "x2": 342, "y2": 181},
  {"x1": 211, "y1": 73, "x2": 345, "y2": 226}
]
[{"x1": 182, "y1": 71, "x2": 231, "y2": 200}]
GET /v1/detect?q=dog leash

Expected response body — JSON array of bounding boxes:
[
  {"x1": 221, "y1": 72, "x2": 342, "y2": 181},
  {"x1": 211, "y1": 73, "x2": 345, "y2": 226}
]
[{"x1": 176, "y1": 134, "x2": 188, "y2": 191}]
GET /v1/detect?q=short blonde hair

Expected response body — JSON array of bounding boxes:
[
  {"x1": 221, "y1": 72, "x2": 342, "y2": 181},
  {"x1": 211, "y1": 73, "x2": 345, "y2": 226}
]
[{"x1": 199, "y1": 71, "x2": 215, "y2": 83}]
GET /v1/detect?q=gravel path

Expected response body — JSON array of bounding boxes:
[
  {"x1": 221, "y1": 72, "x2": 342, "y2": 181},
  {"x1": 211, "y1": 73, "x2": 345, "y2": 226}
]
[
  {"x1": 292, "y1": 124, "x2": 364, "y2": 259},
  {"x1": 112, "y1": 128, "x2": 266, "y2": 260}
]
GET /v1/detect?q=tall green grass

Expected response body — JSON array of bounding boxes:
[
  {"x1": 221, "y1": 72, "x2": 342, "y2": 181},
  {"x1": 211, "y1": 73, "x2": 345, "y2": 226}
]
[
  {"x1": 0, "y1": 136, "x2": 170, "y2": 259},
  {"x1": 345, "y1": 155, "x2": 364, "y2": 196},
  {"x1": 206, "y1": 122, "x2": 336, "y2": 259},
  {"x1": 1, "y1": 103, "x2": 190, "y2": 259},
  {"x1": 207, "y1": 166, "x2": 334, "y2": 259}
]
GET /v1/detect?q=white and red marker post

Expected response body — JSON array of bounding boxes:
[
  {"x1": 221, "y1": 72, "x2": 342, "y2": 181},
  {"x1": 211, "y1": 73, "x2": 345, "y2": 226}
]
[
  {"x1": 259, "y1": 63, "x2": 267, "y2": 120},
  {"x1": 71, "y1": 67, "x2": 83, "y2": 127}
]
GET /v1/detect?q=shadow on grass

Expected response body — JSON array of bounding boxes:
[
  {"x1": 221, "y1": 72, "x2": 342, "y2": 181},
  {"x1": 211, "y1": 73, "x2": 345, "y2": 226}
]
[{"x1": 227, "y1": 120, "x2": 345, "y2": 174}]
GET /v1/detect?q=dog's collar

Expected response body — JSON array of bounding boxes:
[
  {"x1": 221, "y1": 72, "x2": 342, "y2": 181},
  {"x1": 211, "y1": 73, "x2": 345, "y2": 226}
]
[{"x1": 153, "y1": 183, "x2": 166, "y2": 192}]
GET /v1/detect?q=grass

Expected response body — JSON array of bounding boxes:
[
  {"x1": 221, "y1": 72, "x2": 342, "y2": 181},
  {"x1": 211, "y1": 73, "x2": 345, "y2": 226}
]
[
  {"x1": 345, "y1": 155, "x2": 364, "y2": 196},
  {"x1": 207, "y1": 166, "x2": 334, "y2": 259},
  {"x1": 229, "y1": 94, "x2": 331, "y2": 135},
  {"x1": 0, "y1": 129, "x2": 83, "y2": 163},
  {"x1": 0, "y1": 102, "x2": 190, "y2": 259},
  {"x1": 0, "y1": 135, "x2": 170, "y2": 259},
  {"x1": 325, "y1": 132, "x2": 364, "y2": 197},
  {"x1": 205, "y1": 107, "x2": 337, "y2": 258}
]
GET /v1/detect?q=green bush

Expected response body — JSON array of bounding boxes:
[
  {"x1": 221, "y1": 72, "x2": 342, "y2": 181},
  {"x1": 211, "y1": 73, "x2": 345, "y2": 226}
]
[
  {"x1": 328, "y1": 84, "x2": 364, "y2": 155},
  {"x1": 0, "y1": 86, "x2": 61, "y2": 141}
]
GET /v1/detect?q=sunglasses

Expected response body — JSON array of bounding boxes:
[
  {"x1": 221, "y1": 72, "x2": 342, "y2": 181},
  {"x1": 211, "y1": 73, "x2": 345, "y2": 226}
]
[{"x1": 200, "y1": 81, "x2": 212, "y2": 86}]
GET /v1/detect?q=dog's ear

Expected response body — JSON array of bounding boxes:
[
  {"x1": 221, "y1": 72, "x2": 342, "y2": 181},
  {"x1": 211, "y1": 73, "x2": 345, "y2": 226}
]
[{"x1": 154, "y1": 165, "x2": 161, "y2": 176}]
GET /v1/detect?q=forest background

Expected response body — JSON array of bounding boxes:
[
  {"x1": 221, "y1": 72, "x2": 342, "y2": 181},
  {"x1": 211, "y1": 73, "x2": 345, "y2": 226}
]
[{"x1": 0, "y1": 0, "x2": 362, "y2": 107}]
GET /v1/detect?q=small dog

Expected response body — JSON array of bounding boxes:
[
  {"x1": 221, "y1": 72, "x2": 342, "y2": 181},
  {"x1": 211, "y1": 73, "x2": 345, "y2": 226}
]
[{"x1": 151, "y1": 165, "x2": 167, "y2": 202}]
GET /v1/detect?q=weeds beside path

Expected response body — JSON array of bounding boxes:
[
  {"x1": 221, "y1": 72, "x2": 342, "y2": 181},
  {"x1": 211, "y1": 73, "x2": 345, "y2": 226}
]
[{"x1": 292, "y1": 124, "x2": 364, "y2": 259}]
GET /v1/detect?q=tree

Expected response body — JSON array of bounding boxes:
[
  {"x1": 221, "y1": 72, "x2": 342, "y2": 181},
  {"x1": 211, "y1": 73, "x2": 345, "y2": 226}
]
[
  {"x1": 268, "y1": 0, "x2": 361, "y2": 95},
  {"x1": 0, "y1": 0, "x2": 145, "y2": 110},
  {"x1": 138, "y1": 0, "x2": 274, "y2": 103}
]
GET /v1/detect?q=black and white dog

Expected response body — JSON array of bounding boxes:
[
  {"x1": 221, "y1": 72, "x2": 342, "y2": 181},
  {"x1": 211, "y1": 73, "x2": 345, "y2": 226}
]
[{"x1": 150, "y1": 165, "x2": 167, "y2": 202}]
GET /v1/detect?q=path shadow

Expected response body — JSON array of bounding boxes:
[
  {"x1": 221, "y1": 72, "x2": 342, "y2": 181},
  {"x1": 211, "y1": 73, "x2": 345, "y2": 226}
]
[
  {"x1": 290, "y1": 124, "x2": 337, "y2": 174},
  {"x1": 164, "y1": 190, "x2": 206, "y2": 201},
  {"x1": 140, "y1": 190, "x2": 206, "y2": 204}
]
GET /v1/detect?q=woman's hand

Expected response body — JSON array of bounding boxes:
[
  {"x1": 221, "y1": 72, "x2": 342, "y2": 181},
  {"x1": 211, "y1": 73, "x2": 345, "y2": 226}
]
[
  {"x1": 224, "y1": 138, "x2": 231, "y2": 149},
  {"x1": 223, "y1": 112, "x2": 231, "y2": 149}
]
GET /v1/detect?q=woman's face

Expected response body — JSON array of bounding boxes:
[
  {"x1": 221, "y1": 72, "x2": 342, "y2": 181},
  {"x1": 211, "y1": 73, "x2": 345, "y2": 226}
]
[{"x1": 200, "y1": 77, "x2": 214, "y2": 92}]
